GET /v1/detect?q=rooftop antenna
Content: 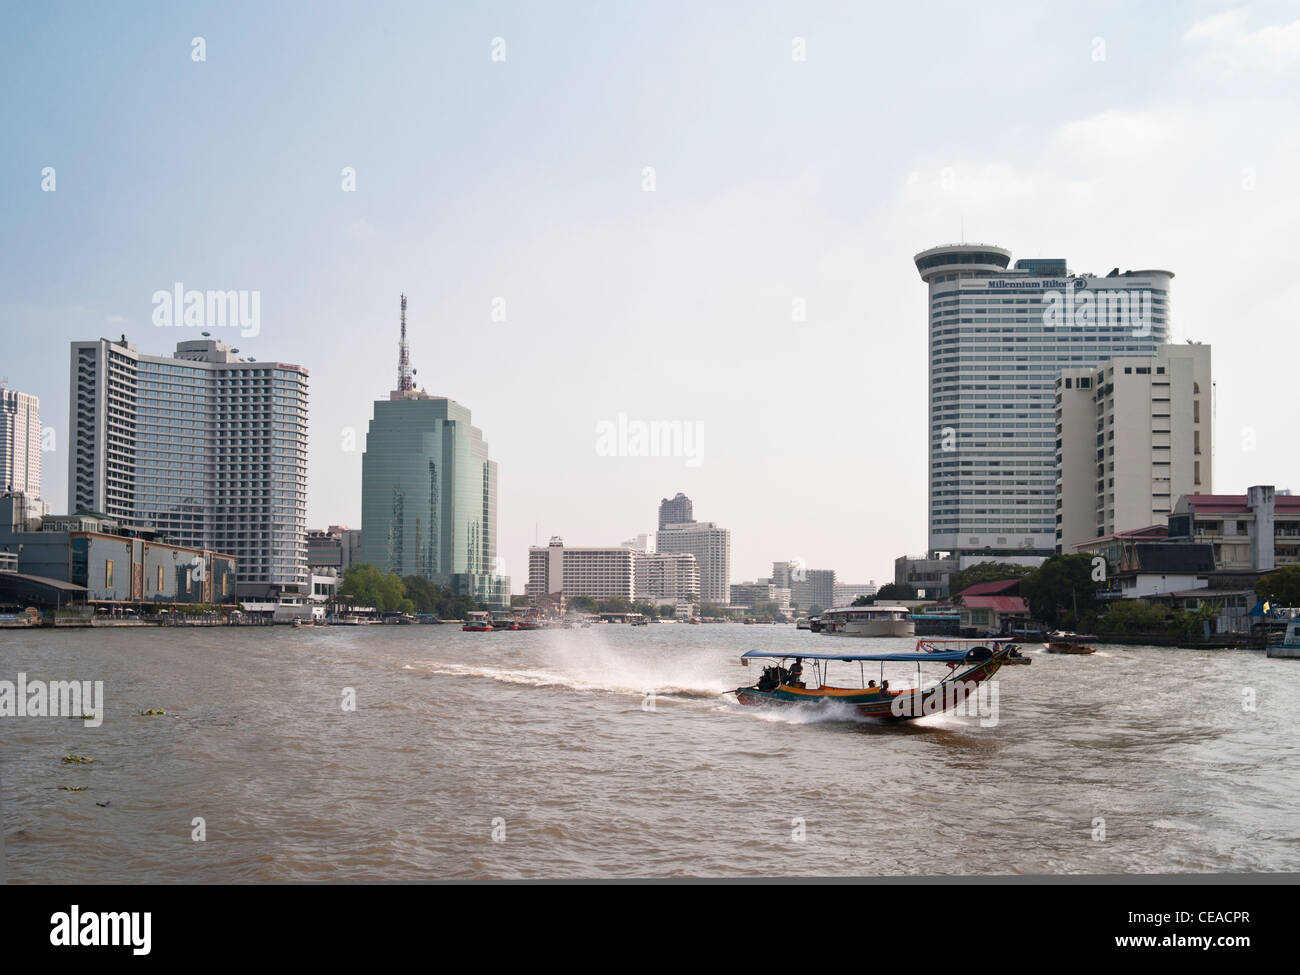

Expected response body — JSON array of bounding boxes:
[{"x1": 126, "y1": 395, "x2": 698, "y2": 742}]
[{"x1": 397, "y1": 293, "x2": 414, "y2": 392}]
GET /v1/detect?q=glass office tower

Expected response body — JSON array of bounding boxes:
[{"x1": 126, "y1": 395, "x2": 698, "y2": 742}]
[{"x1": 360, "y1": 392, "x2": 508, "y2": 608}]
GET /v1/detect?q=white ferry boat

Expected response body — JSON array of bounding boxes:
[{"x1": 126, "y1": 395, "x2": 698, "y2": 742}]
[{"x1": 816, "y1": 605, "x2": 915, "y2": 638}]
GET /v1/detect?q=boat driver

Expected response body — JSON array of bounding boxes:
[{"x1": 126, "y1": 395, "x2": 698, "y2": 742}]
[{"x1": 788, "y1": 658, "x2": 804, "y2": 688}]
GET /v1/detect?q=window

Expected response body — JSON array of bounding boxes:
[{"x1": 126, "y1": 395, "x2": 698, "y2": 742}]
[
  {"x1": 105, "y1": 560, "x2": 113, "y2": 587},
  {"x1": 157, "y1": 566, "x2": 164, "y2": 591}
]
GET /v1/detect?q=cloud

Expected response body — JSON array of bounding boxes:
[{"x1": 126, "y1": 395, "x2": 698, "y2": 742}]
[
  {"x1": 107, "y1": 314, "x2": 128, "y2": 324},
  {"x1": 1183, "y1": 9, "x2": 1250, "y2": 40},
  {"x1": 1183, "y1": 10, "x2": 1300, "y2": 54},
  {"x1": 1255, "y1": 19, "x2": 1300, "y2": 52},
  {"x1": 1055, "y1": 111, "x2": 1172, "y2": 159}
]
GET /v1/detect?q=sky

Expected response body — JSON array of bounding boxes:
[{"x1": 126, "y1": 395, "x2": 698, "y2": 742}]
[{"x1": 3, "y1": 1, "x2": 1299, "y2": 588}]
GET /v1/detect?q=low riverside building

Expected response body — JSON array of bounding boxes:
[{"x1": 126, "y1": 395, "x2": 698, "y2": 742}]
[
  {"x1": 1166, "y1": 486, "x2": 1300, "y2": 571},
  {"x1": 894, "y1": 554, "x2": 958, "y2": 599},
  {"x1": 526, "y1": 537, "x2": 634, "y2": 602},
  {"x1": 1076, "y1": 527, "x2": 1217, "y2": 599},
  {"x1": 953, "y1": 579, "x2": 1030, "y2": 635},
  {"x1": 0, "y1": 496, "x2": 236, "y2": 608},
  {"x1": 307, "y1": 526, "x2": 362, "y2": 574},
  {"x1": 729, "y1": 581, "x2": 791, "y2": 612}
]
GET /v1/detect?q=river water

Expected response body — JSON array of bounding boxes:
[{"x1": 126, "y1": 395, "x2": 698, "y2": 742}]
[{"x1": 2, "y1": 624, "x2": 1297, "y2": 880}]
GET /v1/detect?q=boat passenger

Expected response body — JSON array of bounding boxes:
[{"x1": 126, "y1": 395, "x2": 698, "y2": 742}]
[
  {"x1": 788, "y1": 658, "x2": 805, "y2": 688},
  {"x1": 880, "y1": 679, "x2": 890, "y2": 694}
]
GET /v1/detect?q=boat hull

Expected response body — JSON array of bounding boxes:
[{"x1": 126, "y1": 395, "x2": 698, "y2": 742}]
[{"x1": 733, "y1": 647, "x2": 1009, "y2": 720}]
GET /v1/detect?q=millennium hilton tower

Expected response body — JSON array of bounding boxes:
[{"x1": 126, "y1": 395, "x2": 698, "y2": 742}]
[
  {"x1": 359, "y1": 296, "x2": 509, "y2": 608},
  {"x1": 914, "y1": 244, "x2": 1171, "y2": 566}
]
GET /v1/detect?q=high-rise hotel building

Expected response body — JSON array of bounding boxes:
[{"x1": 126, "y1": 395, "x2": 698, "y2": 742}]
[
  {"x1": 656, "y1": 521, "x2": 730, "y2": 604},
  {"x1": 1, "y1": 384, "x2": 42, "y2": 499},
  {"x1": 68, "y1": 336, "x2": 309, "y2": 589},
  {"x1": 914, "y1": 244, "x2": 1172, "y2": 565}
]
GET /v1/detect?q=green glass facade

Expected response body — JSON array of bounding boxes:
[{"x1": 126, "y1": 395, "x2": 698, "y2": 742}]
[{"x1": 360, "y1": 394, "x2": 508, "y2": 608}]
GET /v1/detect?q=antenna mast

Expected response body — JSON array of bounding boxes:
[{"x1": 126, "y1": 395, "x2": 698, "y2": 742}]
[{"x1": 397, "y1": 293, "x2": 413, "y2": 391}]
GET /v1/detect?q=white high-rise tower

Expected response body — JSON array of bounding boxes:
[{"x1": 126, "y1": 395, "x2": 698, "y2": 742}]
[{"x1": 914, "y1": 244, "x2": 1172, "y2": 566}]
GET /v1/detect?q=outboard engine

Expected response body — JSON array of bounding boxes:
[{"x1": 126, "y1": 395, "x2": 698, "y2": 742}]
[
  {"x1": 964, "y1": 645, "x2": 993, "y2": 662},
  {"x1": 756, "y1": 665, "x2": 791, "y2": 690}
]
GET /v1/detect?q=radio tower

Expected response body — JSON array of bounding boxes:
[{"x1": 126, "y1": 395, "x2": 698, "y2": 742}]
[{"x1": 397, "y1": 293, "x2": 414, "y2": 392}]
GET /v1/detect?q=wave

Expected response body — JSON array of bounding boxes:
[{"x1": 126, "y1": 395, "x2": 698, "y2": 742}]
[{"x1": 402, "y1": 661, "x2": 727, "y2": 700}]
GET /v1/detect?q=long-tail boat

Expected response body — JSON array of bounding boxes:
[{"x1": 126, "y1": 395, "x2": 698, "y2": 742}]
[{"x1": 732, "y1": 639, "x2": 1023, "y2": 720}]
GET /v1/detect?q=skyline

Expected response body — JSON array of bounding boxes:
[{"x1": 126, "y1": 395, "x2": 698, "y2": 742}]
[{"x1": 4, "y1": 2, "x2": 1300, "y2": 585}]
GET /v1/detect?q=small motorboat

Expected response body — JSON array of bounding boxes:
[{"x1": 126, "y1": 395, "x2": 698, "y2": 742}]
[
  {"x1": 463, "y1": 611, "x2": 494, "y2": 632},
  {"x1": 1045, "y1": 641, "x2": 1094, "y2": 654},
  {"x1": 732, "y1": 639, "x2": 1022, "y2": 719}
]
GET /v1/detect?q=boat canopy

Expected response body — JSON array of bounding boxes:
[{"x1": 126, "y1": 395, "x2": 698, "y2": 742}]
[{"x1": 741, "y1": 648, "x2": 973, "y2": 663}]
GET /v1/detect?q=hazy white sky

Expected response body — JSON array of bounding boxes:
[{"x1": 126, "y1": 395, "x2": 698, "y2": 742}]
[{"x1": 3, "y1": 1, "x2": 1298, "y2": 587}]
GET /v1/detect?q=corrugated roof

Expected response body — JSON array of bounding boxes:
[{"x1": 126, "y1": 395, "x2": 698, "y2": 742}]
[{"x1": 962, "y1": 595, "x2": 1029, "y2": 613}]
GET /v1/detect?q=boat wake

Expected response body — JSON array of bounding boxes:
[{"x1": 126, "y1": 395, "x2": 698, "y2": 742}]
[
  {"x1": 402, "y1": 661, "x2": 727, "y2": 701},
  {"x1": 727, "y1": 696, "x2": 880, "y2": 726}
]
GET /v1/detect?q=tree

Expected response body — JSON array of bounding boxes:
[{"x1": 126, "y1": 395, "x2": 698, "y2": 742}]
[
  {"x1": 569, "y1": 595, "x2": 597, "y2": 613},
  {"x1": 1019, "y1": 554, "x2": 1099, "y2": 629},
  {"x1": 597, "y1": 596, "x2": 632, "y2": 614},
  {"x1": 1096, "y1": 600, "x2": 1174, "y2": 634},
  {"x1": 873, "y1": 583, "x2": 917, "y2": 602},
  {"x1": 658, "y1": 604, "x2": 676, "y2": 618},
  {"x1": 750, "y1": 601, "x2": 782, "y2": 619},
  {"x1": 1257, "y1": 565, "x2": 1300, "y2": 607},
  {"x1": 949, "y1": 561, "x2": 1036, "y2": 597},
  {"x1": 340, "y1": 564, "x2": 413, "y2": 614},
  {"x1": 851, "y1": 594, "x2": 873, "y2": 607},
  {"x1": 400, "y1": 575, "x2": 482, "y2": 618},
  {"x1": 807, "y1": 604, "x2": 824, "y2": 617}
]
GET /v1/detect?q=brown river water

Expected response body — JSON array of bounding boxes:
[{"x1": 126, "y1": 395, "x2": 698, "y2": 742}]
[{"x1": 2, "y1": 624, "x2": 1297, "y2": 880}]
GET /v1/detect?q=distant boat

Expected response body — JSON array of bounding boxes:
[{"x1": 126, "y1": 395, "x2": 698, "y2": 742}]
[
  {"x1": 816, "y1": 606, "x2": 915, "y2": 638},
  {"x1": 463, "y1": 611, "x2": 494, "y2": 633},
  {"x1": 795, "y1": 617, "x2": 811, "y2": 630},
  {"x1": 1045, "y1": 641, "x2": 1095, "y2": 654},
  {"x1": 1044, "y1": 632, "x2": 1096, "y2": 654},
  {"x1": 1267, "y1": 618, "x2": 1300, "y2": 659}
]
